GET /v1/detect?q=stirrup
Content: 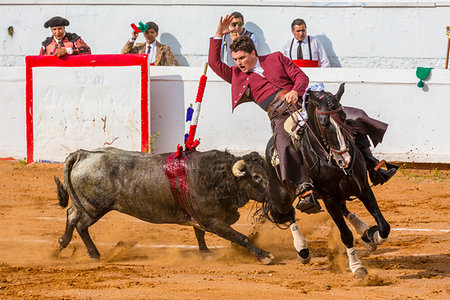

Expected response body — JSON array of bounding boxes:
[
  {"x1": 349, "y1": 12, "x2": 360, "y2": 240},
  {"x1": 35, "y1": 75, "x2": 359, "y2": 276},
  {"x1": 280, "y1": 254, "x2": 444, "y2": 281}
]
[{"x1": 296, "y1": 192, "x2": 322, "y2": 214}]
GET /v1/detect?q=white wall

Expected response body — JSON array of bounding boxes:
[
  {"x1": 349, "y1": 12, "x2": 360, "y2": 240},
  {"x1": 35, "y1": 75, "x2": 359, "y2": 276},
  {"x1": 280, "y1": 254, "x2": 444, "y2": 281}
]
[
  {"x1": 1, "y1": 1, "x2": 450, "y2": 68},
  {"x1": 1, "y1": 65, "x2": 449, "y2": 163}
]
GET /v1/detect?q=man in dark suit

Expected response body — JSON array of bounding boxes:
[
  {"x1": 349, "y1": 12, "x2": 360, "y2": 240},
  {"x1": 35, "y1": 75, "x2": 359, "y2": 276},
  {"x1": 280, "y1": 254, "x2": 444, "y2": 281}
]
[{"x1": 209, "y1": 15, "x2": 397, "y2": 214}]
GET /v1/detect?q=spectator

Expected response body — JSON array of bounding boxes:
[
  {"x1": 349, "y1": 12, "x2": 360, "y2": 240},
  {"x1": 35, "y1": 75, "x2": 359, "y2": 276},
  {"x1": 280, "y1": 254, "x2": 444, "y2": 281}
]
[
  {"x1": 221, "y1": 12, "x2": 258, "y2": 66},
  {"x1": 282, "y1": 19, "x2": 330, "y2": 68},
  {"x1": 121, "y1": 21, "x2": 178, "y2": 66},
  {"x1": 40, "y1": 16, "x2": 91, "y2": 57}
]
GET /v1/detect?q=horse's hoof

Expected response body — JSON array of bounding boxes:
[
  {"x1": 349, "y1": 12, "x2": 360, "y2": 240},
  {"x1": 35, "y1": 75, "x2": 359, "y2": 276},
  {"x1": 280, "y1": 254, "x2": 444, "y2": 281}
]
[
  {"x1": 297, "y1": 248, "x2": 311, "y2": 264},
  {"x1": 353, "y1": 267, "x2": 368, "y2": 279},
  {"x1": 361, "y1": 226, "x2": 379, "y2": 243},
  {"x1": 259, "y1": 253, "x2": 274, "y2": 265},
  {"x1": 362, "y1": 240, "x2": 378, "y2": 252}
]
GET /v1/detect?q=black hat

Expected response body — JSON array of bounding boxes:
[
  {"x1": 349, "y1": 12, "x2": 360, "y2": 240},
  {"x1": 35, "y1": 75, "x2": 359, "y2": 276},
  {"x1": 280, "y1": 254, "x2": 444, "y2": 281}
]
[{"x1": 44, "y1": 16, "x2": 70, "y2": 28}]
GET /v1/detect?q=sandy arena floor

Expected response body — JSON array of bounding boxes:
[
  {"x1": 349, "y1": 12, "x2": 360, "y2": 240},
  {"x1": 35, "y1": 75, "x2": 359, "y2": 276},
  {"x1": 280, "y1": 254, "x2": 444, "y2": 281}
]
[{"x1": 0, "y1": 159, "x2": 449, "y2": 299}]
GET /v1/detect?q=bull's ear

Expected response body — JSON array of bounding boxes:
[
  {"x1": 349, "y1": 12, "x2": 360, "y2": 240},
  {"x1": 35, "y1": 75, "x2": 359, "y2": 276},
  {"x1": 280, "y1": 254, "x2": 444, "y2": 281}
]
[{"x1": 335, "y1": 83, "x2": 345, "y2": 102}]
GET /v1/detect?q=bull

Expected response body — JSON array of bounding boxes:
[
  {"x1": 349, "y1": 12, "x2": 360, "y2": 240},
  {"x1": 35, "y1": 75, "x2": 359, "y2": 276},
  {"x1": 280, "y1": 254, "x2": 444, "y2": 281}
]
[{"x1": 54, "y1": 147, "x2": 274, "y2": 264}]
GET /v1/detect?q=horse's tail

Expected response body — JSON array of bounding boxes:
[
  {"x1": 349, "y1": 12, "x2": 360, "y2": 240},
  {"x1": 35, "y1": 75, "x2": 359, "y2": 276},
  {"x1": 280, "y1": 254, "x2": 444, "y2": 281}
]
[{"x1": 257, "y1": 190, "x2": 295, "y2": 228}]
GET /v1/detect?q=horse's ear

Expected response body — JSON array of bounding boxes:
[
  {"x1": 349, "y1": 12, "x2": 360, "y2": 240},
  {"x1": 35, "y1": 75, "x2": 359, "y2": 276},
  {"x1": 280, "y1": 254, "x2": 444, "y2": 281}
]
[{"x1": 335, "y1": 83, "x2": 345, "y2": 102}]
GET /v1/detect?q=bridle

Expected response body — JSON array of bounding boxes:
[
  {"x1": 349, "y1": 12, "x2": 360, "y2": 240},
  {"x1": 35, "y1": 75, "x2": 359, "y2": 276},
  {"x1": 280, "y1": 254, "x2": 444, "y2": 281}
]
[
  {"x1": 288, "y1": 93, "x2": 354, "y2": 165},
  {"x1": 315, "y1": 104, "x2": 349, "y2": 155}
]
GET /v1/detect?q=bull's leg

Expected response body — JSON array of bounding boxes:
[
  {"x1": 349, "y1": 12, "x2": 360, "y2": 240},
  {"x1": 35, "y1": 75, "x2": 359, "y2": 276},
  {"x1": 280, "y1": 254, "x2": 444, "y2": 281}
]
[
  {"x1": 205, "y1": 220, "x2": 274, "y2": 264},
  {"x1": 341, "y1": 202, "x2": 377, "y2": 252},
  {"x1": 193, "y1": 227, "x2": 210, "y2": 252},
  {"x1": 289, "y1": 221, "x2": 311, "y2": 264},
  {"x1": 324, "y1": 198, "x2": 367, "y2": 278},
  {"x1": 358, "y1": 186, "x2": 390, "y2": 245},
  {"x1": 58, "y1": 205, "x2": 79, "y2": 250},
  {"x1": 75, "y1": 212, "x2": 103, "y2": 259}
]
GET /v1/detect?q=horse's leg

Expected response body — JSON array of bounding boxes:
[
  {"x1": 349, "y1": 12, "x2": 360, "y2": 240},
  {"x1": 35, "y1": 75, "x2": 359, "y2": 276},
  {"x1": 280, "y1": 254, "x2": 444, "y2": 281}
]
[
  {"x1": 289, "y1": 220, "x2": 311, "y2": 264},
  {"x1": 193, "y1": 226, "x2": 210, "y2": 252},
  {"x1": 324, "y1": 198, "x2": 368, "y2": 278},
  {"x1": 341, "y1": 202, "x2": 378, "y2": 252},
  {"x1": 358, "y1": 186, "x2": 390, "y2": 245}
]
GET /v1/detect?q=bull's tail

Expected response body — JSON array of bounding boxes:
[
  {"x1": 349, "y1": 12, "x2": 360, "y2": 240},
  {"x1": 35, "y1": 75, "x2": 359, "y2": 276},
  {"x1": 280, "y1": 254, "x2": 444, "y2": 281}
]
[
  {"x1": 54, "y1": 151, "x2": 81, "y2": 208},
  {"x1": 54, "y1": 176, "x2": 69, "y2": 208}
]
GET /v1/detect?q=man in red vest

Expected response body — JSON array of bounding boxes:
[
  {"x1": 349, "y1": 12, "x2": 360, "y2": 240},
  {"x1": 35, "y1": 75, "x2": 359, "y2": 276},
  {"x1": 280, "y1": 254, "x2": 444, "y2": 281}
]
[
  {"x1": 209, "y1": 15, "x2": 396, "y2": 214},
  {"x1": 39, "y1": 16, "x2": 91, "y2": 57}
]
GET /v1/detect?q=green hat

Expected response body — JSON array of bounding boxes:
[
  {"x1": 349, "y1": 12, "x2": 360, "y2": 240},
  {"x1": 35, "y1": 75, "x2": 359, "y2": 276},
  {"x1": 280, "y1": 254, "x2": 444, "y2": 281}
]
[{"x1": 416, "y1": 67, "x2": 433, "y2": 88}]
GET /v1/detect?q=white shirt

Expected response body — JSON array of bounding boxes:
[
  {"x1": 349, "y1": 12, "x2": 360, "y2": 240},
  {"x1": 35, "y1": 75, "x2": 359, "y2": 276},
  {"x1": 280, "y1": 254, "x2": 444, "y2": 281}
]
[
  {"x1": 251, "y1": 59, "x2": 265, "y2": 77},
  {"x1": 281, "y1": 36, "x2": 330, "y2": 68},
  {"x1": 221, "y1": 28, "x2": 259, "y2": 67},
  {"x1": 146, "y1": 41, "x2": 157, "y2": 64}
]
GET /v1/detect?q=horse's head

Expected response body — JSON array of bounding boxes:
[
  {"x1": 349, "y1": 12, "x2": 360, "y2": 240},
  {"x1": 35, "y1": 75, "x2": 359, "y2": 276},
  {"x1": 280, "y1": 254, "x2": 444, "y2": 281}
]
[{"x1": 307, "y1": 83, "x2": 355, "y2": 169}]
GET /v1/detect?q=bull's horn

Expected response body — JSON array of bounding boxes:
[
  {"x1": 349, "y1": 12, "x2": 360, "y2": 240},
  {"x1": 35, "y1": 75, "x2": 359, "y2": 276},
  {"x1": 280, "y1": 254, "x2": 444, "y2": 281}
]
[{"x1": 232, "y1": 160, "x2": 246, "y2": 177}]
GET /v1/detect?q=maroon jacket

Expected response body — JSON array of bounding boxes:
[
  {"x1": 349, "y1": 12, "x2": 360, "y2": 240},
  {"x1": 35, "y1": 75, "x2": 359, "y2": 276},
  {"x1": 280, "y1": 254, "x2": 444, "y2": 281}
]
[{"x1": 208, "y1": 37, "x2": 309, "y2": 111}]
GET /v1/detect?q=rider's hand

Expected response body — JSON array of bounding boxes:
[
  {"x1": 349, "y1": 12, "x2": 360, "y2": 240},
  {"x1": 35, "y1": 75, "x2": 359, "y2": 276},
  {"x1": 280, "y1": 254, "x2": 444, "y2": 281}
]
[
  {"x1": 283, "y1": 90, "x2": 299, "y2": 104},
  {"x1": 131, "y1": 30, "x2": 138, "y2": 40},
  {"x1": 215, "y1": 15, "x2": 234, "y2": 38}
]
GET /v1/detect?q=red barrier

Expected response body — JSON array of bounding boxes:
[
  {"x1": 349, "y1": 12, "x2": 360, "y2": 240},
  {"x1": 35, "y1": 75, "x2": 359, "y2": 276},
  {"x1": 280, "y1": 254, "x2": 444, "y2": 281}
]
[
  {"x1": 25, "y1": 54, "x2": 149, "y2": 163},
  {"x1": 292, "y1": 59, "x2": 319, "y2": 68}
]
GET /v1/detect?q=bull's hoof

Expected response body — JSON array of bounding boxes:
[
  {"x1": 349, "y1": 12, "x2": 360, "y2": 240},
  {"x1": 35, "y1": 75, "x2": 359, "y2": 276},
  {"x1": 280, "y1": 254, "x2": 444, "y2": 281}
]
[
  {"x1": 353, "y1": 267, "x2": 368, "y2": 279},
  {"x1": 58, "y1": 237, "x2": 70, "y2": 250},
  {"x1": 258, "y1": 253, "x2": 274, "y2": 265},
  {"x1": 297, "y1": 248, "x2": 311, "y2": 264},
  {"x1": 88, "y1": 252, "x2": 101, "y2": 260}
]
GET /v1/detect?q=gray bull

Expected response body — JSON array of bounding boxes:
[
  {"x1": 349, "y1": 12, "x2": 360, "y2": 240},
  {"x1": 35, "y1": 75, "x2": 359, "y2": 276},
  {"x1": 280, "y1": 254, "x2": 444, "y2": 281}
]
[{"x1": 55, "y1": 147, "x2": 274, "y2": 263}]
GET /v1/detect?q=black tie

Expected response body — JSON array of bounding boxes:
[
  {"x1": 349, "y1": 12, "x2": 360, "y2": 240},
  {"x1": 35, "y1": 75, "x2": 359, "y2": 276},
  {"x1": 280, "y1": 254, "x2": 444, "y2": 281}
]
[
  {"x1": 146, "y1": 45, "x2": 151, "y2": 54},
  {"x1": 297, "y1": 41, "x2": 303, "y2": 59}
]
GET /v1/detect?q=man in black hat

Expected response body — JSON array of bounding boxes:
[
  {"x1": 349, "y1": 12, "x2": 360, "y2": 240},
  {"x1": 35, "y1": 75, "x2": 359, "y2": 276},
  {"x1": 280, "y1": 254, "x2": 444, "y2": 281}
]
[{"x1": 40, "y1": 16, "x2": 91, "y2": 57}]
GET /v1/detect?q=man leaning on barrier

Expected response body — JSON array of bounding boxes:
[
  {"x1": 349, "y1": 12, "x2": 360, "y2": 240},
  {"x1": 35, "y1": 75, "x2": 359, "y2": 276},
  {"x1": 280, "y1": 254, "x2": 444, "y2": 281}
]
[{"x1": 40, "y1": 16, "x2": 91, "y2": 57}]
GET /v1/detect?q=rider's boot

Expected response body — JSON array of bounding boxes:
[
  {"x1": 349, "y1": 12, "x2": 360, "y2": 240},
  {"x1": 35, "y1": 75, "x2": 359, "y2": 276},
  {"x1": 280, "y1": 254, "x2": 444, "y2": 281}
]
[
  {"x1": 295, "y1": 183, "x2": 322, "y2": 214},
  {"x1": 360, "y1": 147, "x2": 398, "y2": 186}
]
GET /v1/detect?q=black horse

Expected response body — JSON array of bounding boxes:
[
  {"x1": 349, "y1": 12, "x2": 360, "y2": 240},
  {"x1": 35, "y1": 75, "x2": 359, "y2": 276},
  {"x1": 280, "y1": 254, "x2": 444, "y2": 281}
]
[{"x1": 263, "y1": 83, "x2": 391, "y2": 278}]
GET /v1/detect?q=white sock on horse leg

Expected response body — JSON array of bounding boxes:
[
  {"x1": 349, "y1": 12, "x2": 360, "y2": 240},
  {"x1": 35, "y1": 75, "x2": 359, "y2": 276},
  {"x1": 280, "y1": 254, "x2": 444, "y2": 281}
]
[
  {"x1": 346, "y1": 247, "x2": 364, "y2": 273},
  {"x1": 346, "y1": 213, "x2": 369, "y2": 236},
  {"x1": 372, "y1": 230, "x2": 387, "y2": 245},
  {"x1": 290, "y1": 222, "x2": 307, "y2": 251}
]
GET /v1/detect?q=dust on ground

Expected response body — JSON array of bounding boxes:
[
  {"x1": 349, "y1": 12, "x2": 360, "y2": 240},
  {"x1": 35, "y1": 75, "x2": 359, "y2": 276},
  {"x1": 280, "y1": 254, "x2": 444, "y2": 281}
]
[{"x1": 0, "y1": 160, "x2": 449, "y2": 299}]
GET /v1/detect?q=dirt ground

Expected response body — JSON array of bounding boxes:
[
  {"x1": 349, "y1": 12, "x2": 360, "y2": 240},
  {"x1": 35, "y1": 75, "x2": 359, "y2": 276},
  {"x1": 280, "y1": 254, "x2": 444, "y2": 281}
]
[{"x1": 0, "y1": 159, "x2": 449, "y2": 299}]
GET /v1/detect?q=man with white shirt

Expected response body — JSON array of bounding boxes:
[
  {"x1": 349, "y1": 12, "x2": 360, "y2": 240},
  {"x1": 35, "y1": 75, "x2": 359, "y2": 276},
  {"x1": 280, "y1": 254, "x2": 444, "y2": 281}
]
[
  {"x1": 282, "y1": 18, "x2": 330, "y2": 68},
  {"x1": 121, "y1": 21, "x2": 178, "y2": 66},
  {"x1": 40, "y1": 16, "x2": 91, "y2": 57}
]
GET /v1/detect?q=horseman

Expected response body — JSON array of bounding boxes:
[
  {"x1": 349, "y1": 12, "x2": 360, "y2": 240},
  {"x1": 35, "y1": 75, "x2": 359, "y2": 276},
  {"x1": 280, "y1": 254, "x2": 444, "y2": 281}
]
[{"x1": 208, "y1": 15, "x2": 397, "y2": 214}]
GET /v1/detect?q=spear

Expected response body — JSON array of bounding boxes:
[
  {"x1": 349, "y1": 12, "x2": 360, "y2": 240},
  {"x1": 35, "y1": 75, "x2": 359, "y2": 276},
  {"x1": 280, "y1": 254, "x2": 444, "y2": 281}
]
[{"x1": 185, "y1": 63, "x2": 209, "y2": 151}]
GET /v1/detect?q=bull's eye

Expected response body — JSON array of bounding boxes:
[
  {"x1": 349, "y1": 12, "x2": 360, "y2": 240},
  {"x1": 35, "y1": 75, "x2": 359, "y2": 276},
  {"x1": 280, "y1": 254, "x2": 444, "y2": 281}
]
[{"x1": 252, "y1": 174, "x2": 262, "y2": 183}]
